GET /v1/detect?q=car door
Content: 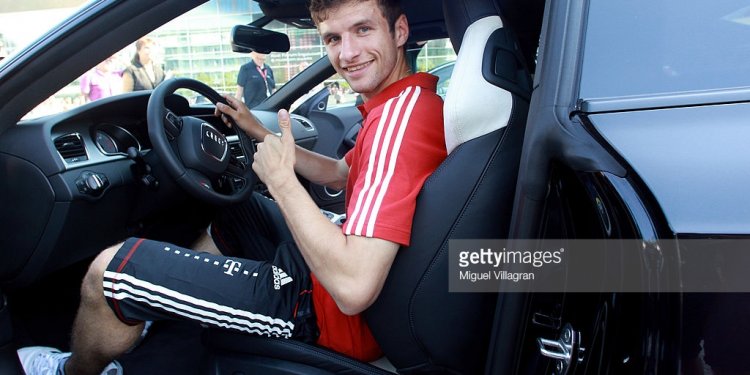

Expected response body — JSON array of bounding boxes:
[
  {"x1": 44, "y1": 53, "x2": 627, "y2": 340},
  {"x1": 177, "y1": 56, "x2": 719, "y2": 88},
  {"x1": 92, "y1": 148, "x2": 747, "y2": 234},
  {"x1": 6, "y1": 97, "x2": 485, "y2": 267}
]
[
  {"x1": 487, "y1": 0, "x2": 677, "y2": 373},
  {"x1": 490, "y1": 0, "x2": 750, "y2": 374}
]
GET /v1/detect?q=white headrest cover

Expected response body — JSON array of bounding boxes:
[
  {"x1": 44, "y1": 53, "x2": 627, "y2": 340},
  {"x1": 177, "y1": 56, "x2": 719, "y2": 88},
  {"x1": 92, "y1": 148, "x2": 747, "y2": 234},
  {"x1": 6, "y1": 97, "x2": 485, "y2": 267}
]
[{"x1": 444, "y1": 16, "x2": 513, "y2": 154}]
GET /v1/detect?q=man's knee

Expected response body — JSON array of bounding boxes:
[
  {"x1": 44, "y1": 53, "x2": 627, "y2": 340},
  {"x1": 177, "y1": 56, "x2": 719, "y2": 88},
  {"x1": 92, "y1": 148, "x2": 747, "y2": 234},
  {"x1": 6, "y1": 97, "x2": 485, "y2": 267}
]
[{"x1": 81, "y1": 243, "x2": 121, "y2": 302}]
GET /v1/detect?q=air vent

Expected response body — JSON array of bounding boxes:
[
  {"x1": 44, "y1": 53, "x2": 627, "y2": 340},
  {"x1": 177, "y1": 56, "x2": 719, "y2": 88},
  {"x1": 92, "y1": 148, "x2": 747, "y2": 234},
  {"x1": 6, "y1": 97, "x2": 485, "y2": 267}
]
[
  {"x1": 54, "y1": 133, "x2": 88, "y2": 162},
  {"x1": 296, "y1": 118, "x2": 314, "y2": 131},
  {"x1": 229, "y1": 141, "x2": 246, "y2": 161}
]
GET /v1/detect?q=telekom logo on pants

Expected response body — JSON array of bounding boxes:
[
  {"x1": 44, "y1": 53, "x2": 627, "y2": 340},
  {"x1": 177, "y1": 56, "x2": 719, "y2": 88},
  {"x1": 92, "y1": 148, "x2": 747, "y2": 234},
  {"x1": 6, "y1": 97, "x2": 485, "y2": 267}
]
[{"x1": 223, "y1": 259, "x2": 242, "y2": 276}]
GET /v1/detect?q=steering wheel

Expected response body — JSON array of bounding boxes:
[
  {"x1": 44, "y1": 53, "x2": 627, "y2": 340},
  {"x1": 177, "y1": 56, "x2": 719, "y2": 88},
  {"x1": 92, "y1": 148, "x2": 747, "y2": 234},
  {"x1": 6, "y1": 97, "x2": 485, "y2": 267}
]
[{"x1": 147, "y1": 77, "x2": 257, "y2": 205}]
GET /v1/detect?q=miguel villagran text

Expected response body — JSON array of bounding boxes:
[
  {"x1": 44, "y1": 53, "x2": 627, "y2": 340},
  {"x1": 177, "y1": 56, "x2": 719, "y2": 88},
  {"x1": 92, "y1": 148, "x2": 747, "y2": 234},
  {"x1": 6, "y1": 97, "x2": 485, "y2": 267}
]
[{"x1": 457, "y1": 247, "x2": 565, "y2": 283}]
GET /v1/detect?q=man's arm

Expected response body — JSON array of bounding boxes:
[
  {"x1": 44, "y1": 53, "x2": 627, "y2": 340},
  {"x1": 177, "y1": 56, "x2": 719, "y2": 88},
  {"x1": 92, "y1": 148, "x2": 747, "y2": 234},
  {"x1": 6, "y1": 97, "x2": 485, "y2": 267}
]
[
  {"x1": 235, "y1": 85, "x2": 244, "y2": 102},
  {"x1": 268, "y1": 66, "x2": 276, "y2": 92},
  {"x1": 254, "y1": 110, "x2": 398, "y2": 315},
  {"x1": 122, "y1": 71, "x2": 134, "y2": 92},
  {"x1": 216, "y1": 95, "x2": 349, "y2": 190},
  {"x1": 294, "y1": 148, "x2": 349, "y2": 190}
]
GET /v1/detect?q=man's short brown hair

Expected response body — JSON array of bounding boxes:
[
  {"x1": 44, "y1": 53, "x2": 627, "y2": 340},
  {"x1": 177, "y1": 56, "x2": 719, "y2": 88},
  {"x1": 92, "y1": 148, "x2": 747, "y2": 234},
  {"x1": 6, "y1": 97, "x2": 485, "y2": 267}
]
[{"x1": 309, "y1": 0, "x2": 404, "y2": 33}]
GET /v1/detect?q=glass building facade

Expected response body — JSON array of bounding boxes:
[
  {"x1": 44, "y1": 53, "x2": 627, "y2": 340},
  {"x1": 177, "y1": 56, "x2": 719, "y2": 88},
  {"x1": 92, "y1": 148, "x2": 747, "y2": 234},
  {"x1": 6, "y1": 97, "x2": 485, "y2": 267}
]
[{"x1": 2, "y1": 0, "x2": 455, "y2": 111}]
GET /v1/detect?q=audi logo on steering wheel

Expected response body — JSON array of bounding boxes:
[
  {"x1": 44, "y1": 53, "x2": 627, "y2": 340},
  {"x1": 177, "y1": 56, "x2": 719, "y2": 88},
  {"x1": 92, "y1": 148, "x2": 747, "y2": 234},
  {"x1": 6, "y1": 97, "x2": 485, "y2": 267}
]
[
  {"x1": 205, "y1": 129, "x2": 226, "y2": 146},
  {"x1": 201, "y1": 123, "x2": 228, "y2": 161}
]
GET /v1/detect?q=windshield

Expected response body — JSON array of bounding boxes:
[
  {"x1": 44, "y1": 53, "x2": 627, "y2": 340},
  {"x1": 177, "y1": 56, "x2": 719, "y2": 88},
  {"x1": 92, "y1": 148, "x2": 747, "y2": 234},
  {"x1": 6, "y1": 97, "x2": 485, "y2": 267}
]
[
  {"x1": 580, "y1": 0, "x2": 750, "y2": 100},
  {"x1": 0, "y1": 1, "x2": 89, "y2": 64},
  {"x1": 6, "y1": 0, "x2": 456, "y2": 120},
  {"x1": 13, "y1": 1, "x2": 328, "y2": 119}
]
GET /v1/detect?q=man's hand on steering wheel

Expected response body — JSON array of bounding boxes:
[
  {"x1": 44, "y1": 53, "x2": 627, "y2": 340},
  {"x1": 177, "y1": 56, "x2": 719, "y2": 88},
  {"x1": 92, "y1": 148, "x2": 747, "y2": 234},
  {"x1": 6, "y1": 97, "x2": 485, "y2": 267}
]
[
  {"x1": 214, "y1": 95, "x2": 270, "y2": 141},
  {"x1": 147, "y1": 78, "x2": 258, "y2": 205}
]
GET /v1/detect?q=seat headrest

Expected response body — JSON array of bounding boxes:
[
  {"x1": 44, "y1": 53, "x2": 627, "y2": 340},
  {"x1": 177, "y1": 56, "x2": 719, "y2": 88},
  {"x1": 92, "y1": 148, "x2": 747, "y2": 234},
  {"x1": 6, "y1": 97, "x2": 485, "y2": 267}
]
[
  {"x1": 443, "y1": 15, "x2": 513, "y2": 153},
  {"x1": 443, "y1": 0, "x2": 501, "y2": 52}
]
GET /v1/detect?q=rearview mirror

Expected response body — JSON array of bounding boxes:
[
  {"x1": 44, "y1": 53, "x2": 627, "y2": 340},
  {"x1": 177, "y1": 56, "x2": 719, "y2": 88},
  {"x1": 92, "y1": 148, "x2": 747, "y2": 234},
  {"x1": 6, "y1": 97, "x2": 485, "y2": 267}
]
[{"x1": 231, "y1": 25, "x2": 290, "y2": 54}]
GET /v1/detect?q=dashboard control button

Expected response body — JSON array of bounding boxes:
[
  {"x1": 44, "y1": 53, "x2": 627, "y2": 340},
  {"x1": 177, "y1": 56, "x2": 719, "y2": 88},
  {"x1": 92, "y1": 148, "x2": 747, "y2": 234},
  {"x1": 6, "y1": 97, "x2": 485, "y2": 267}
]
[{"x1": 75, "y1": 171, "x2": 109, "y2": 197}]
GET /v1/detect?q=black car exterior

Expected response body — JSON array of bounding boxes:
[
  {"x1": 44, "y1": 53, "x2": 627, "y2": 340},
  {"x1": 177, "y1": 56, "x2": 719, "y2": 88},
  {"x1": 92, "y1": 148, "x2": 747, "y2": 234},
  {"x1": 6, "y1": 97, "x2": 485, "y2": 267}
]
[{"x1": 496, "y1": 0, "x2": 750, "y2": 374}]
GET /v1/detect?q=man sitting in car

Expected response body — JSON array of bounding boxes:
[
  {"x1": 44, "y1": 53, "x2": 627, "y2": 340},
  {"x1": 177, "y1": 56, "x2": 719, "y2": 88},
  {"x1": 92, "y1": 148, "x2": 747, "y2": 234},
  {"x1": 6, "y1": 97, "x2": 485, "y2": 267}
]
[{"x1": 18, "y1": 0, "x2": 447, "y2": 374}]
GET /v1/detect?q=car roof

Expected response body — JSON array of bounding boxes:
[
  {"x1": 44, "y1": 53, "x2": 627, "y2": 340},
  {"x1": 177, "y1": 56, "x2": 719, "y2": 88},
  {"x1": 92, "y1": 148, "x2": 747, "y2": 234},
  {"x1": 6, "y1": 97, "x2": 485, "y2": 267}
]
[{"x1": 256, "y1": 0, "x2": 448, "y2": 41}]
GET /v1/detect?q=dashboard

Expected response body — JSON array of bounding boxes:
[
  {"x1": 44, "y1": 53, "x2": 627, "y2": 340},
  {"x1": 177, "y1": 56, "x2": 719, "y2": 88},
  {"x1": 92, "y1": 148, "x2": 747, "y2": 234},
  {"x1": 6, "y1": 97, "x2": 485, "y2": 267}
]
[{"x1": 0, "y1": 90, "x2": 319, "y2": 287}]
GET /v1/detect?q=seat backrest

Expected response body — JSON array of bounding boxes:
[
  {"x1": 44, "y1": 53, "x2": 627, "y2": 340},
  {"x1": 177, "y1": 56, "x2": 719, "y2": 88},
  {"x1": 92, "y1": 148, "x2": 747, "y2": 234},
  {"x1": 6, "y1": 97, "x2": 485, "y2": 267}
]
[{"x1": 364, "y1": 0, "x2": 531, "y2": 373}]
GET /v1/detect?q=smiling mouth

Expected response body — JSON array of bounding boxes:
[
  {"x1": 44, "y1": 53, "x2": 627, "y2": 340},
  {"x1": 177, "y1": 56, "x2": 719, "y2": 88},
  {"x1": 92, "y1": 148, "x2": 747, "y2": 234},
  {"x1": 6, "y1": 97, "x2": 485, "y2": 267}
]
[{"x1": 343, "y1": 61, "x2": 372, "y2": 73}]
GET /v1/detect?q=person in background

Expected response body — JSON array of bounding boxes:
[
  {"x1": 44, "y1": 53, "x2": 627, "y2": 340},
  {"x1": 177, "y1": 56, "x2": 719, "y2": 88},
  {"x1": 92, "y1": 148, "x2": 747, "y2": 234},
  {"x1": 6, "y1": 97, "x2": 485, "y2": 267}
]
[
  {"x1": 80, "y1": 56, "x2": 122, "y2": 102},
  {"x1": 329, "y1": 81, "x2": 342, "y2": 104},
  {"x1": 236, "y1": 51, "x2": 275, "y2": 108},
  {"x1": 122, "y1": 37, "x2": 165, "y2": 92}
]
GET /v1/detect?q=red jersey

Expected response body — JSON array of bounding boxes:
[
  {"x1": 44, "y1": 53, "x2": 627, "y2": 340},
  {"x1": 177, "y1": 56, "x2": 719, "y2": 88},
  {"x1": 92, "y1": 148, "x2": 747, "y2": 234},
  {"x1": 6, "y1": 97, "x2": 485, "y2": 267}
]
[{"x1": 312, "y1": 73, "x2": 447, "y2": 361}]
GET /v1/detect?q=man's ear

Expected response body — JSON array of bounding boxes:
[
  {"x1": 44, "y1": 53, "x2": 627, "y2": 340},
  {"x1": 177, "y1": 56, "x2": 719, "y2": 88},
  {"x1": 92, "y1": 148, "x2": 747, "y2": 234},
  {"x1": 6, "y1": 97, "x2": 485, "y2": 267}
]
[{"x1": 394, "y1": 14, "x2": 409, "y2": 47}]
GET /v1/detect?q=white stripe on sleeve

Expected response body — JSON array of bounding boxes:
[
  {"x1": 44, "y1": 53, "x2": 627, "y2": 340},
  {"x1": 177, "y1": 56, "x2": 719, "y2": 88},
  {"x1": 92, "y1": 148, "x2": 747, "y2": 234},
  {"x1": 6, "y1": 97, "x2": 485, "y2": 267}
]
[{"x1": 345, "y1": 87, "x2": 418, "y2": 237}]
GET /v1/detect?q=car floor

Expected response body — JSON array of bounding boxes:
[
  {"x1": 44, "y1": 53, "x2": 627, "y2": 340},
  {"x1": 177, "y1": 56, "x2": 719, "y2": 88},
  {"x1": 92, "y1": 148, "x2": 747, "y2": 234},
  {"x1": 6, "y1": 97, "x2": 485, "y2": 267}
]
[{"x1": 9, "y1": 259, "x2": 208, "y2": 374}]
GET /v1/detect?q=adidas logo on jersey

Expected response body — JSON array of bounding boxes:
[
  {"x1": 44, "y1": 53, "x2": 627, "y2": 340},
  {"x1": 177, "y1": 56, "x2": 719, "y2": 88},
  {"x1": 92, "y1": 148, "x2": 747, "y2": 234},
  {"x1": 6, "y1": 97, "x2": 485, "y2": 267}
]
[{"x1": 272, "y1": 266, "x2": 293, "y2": 290}]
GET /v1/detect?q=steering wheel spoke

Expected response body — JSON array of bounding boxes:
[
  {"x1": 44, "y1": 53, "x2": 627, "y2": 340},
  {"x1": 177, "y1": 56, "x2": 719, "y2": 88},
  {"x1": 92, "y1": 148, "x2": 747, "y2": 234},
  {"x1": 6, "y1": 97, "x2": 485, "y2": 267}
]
[
  {"x1": 164, "y1": 110, "x2": 183, "y2": 140},
  {"x1": 226, "y1": 160, "x2": 246, "y2": 176},
  {"x1": 218, "y1": 172, "x2": 247, "y2": 194},
  {"x1": 148, "y1": 77, "x2": 258, "y2": 205},
  {"x1": 183, "y1": 169, "x2": 215, "y2": 192}
]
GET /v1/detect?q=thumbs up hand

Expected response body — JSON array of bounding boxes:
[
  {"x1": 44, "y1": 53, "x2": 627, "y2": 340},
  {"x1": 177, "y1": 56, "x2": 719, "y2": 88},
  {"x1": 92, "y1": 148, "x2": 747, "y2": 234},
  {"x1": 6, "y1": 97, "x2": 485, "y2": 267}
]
[
  {"x1": 277, "y1": 109, "x2": 295, "y2": 150},
  {"x1": 252, "y1": 109, "x2": 296, "y2": 195}
]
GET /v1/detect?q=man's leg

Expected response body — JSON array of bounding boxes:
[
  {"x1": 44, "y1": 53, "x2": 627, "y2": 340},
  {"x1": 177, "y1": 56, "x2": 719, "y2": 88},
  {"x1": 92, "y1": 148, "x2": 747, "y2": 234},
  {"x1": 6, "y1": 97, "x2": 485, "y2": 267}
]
[
  {"x1": 66, "y1": 243, "x2": 143, "y2": 375},
  {"x1": 211, "y1": 192, "x2": 293, "y2": 260},
  {"x1": 21, "y1": 236, "x2": 312, "y2": 374},
  {"x1": 191, "y1": 227, "x2": 222, "y2": 256},
  {"x1": 20, "y1": 194, "x2": 299, "y2": 374},
  {"x1": 191, "y1": 193, "x2": 288, "y2": 258}
]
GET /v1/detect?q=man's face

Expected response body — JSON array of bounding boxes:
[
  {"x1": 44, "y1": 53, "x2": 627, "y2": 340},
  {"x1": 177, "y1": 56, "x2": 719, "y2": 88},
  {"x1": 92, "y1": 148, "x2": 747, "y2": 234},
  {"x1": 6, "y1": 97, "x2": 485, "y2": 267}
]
[{"x1": 318, "y1": 1, "x2": 408, "y2": 100}]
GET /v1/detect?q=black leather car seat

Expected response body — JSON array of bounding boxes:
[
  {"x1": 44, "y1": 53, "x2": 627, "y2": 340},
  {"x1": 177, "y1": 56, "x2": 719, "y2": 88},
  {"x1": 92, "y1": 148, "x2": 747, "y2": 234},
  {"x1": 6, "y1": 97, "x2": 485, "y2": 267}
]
[
  {"x1": 364, "y1": 1, "x2": 530, "y2": 373},
  {"x1": 203, "y1": 0, "x2": 531, "y2": 373}
]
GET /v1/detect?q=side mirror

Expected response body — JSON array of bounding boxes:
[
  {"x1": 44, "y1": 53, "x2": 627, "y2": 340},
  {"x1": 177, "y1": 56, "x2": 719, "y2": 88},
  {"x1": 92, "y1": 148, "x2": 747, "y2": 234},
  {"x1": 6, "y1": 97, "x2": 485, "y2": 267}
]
[{"x1": 230, "y1": 25, "x2": 290, "y2": 54}]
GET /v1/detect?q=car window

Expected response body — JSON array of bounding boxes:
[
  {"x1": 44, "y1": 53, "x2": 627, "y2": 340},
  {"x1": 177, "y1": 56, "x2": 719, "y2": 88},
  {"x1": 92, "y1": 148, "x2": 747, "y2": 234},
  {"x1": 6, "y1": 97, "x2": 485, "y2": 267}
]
[
  {"x1": 16, "y1": 0, "x2": 327, "y2": 120},
  {"x1": 580, "y1": 0, "x2": 750, "y2": 99},
  {"x1": 416, "y1": 39, "x2": 456, "y2": 71},
  {"x1": 420, "y1": 39, "x2": 456, "y2": 99},
  {"x1": 428, "y1": 62, "x2": 455, "y2": 99},
  {"x1": 324, "y1": 79, "x2": 359, "y2": 109}
]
